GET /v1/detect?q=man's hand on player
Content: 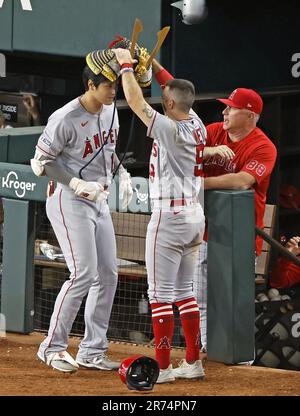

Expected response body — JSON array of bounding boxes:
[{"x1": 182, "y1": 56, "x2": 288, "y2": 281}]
[
  {"x1": 113, "y1": 48, "x2": 137, "y2": 66},
  {"x1": 204, "y1": 145, "x2": 235, "y2": 160}
]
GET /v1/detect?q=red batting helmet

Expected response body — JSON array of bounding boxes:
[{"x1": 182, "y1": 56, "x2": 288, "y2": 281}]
[{"x1": 118, "y1": 355, "x2": 159, "y2": 391}]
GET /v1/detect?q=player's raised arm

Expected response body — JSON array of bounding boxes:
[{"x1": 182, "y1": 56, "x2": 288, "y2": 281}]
[{"x1": 113, "y1": 48, "x2": 155, "y2": 127}]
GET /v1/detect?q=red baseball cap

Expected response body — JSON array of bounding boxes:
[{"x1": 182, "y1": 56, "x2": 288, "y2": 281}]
[{"x1": 217, "y1": 88, "x2": 263, "y2": 114}]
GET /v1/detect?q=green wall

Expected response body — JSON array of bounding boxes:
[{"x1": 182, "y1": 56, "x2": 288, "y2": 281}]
[
  {"x1": 9, "y1": 0, "x2": 161, "y2": 57},
  {"x1": 0, "y1": 0, "x2": 12, "y2": 51}
]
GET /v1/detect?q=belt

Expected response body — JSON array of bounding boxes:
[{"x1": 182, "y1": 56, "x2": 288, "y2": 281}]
[
  {"x1": 170, "y1": 198, "x2": 187, "y2": 207},
  {"x1": 151, "y1": 197, "x2": 199, "y2": 209}
]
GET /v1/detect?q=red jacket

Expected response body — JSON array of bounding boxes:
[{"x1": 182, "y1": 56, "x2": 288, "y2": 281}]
[{"x1": 270, "y1": 256, "x2": 300, "y2": 288}]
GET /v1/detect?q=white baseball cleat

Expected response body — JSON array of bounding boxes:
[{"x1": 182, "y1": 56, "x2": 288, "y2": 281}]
[
  {"x1": 236, "y1": 359, "x2": 254, "y2": 366},
  {"x1": 37, "y1": 350, "x2": 79, "y2": 373},
  {"x1": 173, "y1": 359, "x2": 205, "y2": 380},
  {"x1": 156, "y1": 364, "x2": 175, "y2": 384},
  {"x1": 76, "y1": 354, "x2": 120, "y2": 370}
]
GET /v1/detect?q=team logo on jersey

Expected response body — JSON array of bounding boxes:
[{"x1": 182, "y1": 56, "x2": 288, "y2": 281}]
[
  {"x1": 157, "y1": 336, "x2": 171, "y2": 350},
  {"x1": 82, "y1": 129, "x2": 118, "y2": 159},
  {"x1": 205, "y1": 155, "x2": 236, "y2": 173},
  {"x1": 40, "y1": 135, "x2": 52, "y2": 147}
]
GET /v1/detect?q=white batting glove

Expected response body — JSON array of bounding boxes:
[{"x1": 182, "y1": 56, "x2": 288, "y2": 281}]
[
  {"x1": 119, "y1": 170, "x2": 133, "y2": 209},
  {"x1": 69, "y1": 178, "x2": 109, "y2": 202}
]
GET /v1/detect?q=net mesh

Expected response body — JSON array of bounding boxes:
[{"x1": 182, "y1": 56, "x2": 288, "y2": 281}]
[{"x1": 33, "y1": 202, "x2": 184, "y2": 347}]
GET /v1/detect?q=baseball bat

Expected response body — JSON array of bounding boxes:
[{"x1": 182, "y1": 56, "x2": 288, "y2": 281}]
[{"x1": 255, "y1": 226, "x2": 300, "y2": 267}]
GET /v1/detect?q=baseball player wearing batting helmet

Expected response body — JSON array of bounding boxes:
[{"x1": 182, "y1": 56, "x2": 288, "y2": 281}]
[
  {"x1": 114, "y1": 47, "x2": 208, "y2": 383},
  {"x1": 31, "y1": 49, "x2": 133, "y2": 372},
  {"x1": 194, "y1": 87, "x2": 277, "y2": 354}
]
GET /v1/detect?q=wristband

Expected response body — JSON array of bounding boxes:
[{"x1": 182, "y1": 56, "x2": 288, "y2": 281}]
[
  {"x1": 121, "y1": 63, "x2": 133, "y2": 70},
  {"x1": 155, "y1": 68, "x2": 174, "y2": 88},
  {"x1": 120, "y1": 67, "x2": 134, "y2": 75}
]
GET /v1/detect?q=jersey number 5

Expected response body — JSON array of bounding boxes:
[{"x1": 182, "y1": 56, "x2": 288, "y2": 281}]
[{"x1": 193, "y1": 128, "x2": 204, "y2": 177}]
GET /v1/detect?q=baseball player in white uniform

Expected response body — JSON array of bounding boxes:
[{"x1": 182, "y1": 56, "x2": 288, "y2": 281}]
[
  {"x1": 31, "y1": 53, "x2": 133, "y2": 373},
  {"x1": 114, "y1": 48, "x2": 206, "y2": 383}
]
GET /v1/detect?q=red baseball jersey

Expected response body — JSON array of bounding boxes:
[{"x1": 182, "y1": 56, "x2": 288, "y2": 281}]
[
  {"x1": 204, "y1": 122, "x2": 277, "y2": 255},
  {"x1": 270, "y1": 256, "x2": 300, "y2": 288}
]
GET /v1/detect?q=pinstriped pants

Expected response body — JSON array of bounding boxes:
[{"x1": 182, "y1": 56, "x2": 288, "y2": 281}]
[{"x1": 193, "y1": 241, "x2": 207, "y2": 350}]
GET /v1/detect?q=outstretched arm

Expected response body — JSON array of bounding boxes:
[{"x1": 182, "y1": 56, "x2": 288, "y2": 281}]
[{"x1": 114, "y1": 48, "x2": 154, "y2": 127}]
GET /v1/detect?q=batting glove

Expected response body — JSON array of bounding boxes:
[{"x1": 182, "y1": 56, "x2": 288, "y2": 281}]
[
  {"x1": 119, "y1": 171, "x2": 133, "y2": 209},
  {"x1": 69, "y1": 178, "x2": 109, "y2": 203}
]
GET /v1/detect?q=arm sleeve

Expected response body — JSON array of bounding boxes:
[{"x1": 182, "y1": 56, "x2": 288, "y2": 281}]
[
  {"x1": 44, "y1": 161, "x2": 73, "y2": 186},
  {"x1": 154, "y1": 68, "x2": 174, "y2": 88}
]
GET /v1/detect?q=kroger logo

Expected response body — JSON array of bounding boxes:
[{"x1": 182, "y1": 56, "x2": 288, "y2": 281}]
[{"x1": 1, "y1": 171, "x2": 36, "y2": 198}]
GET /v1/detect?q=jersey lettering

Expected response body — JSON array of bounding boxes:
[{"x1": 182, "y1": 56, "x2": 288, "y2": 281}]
[
  {"x1": 246, "y1": 160, "x2": 267, "y2": 177},
  {"x1": 94, "y1": 133, "x2": 100, "y2": 149},
  {"x1": 193, "y1": 127, "x2": 202, "y2": 144},
  {"x1": 82, "y1": 129, "x2": 117, "y2": 159},
  {"x1": 194, "y1": 143, "x2": 204, "y2": 177},
  {"x1": 193, "y1": 128, "x2": 205, "y2": 177},
  {"x1": 82, "y1": 139, "x2": 93, "y2": 159},
  {"x1": 149, "y1": 163, "x2": 155, "y2": 182},
  {"x1": 205, "y1": 155, "x2": 236, "y2": 173},
  {"x1": 246, "y1": 160, "x2": 258, "y2": 170},
  {"x1": 256, "y1": 164, "x2": 266, "y2": 176},
  {"x1": 152, "y1": 142, "x2": 158, "y2": 157}
]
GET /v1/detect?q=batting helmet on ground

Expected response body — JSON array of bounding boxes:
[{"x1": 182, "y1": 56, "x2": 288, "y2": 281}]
[{"x1": 118, "y1": 355, "x2": 159, "y2": 391}]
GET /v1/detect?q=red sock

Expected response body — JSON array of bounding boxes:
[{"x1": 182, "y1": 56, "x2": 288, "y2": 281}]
[
  {"x1": 175, "y1": 297, "x2": 200, "y2": 363},
  {"x1": 151, "y1": 303, "x2": 174, "y2": 369}
]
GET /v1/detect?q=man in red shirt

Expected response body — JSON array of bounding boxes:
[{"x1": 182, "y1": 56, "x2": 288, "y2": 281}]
[
  {"x1": 270, "y1": 236, "x2": 300, "y2": 288},
  {"x1": 195, "y1": 88, "x2": 277, "y2": 353}
]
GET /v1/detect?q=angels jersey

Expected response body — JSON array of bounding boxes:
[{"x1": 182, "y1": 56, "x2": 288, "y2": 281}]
[
  {"x1": 147, "y1": 110, "x2": 206, "y2": 201},
  {"x1": 204, "y1": 122, "x2": 277, "y2": 254},
  {"x1": 36, "y1": 97, "x2": 119, "y2": 185}
]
